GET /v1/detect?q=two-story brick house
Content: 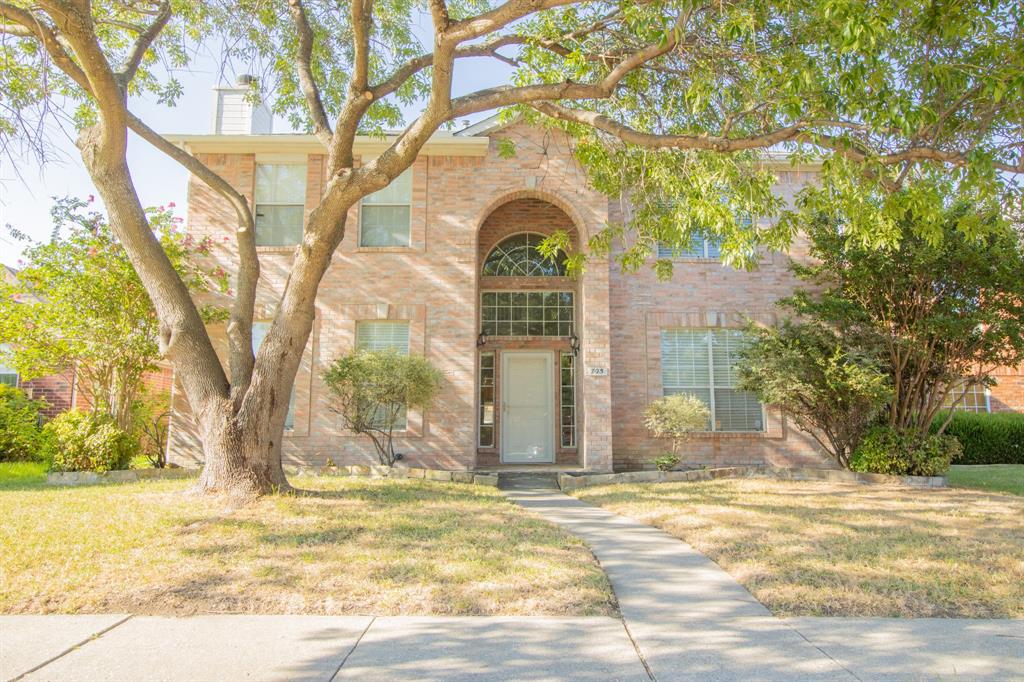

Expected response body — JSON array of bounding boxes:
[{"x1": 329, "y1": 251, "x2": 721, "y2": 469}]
[{"x1": 163, "y1": 84, "x2": 1019, "y2": 473}]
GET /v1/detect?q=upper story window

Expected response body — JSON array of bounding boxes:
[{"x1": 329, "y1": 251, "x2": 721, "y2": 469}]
[
  {"x1": 360, "y1": 169, "x2": 412, "y2": 247},
  {"x1": 661, "y1": 328, "x2": 764, "y2": 432},
  {"x1": 657, "y1": 234, "x2": 723, "y2": 260},
  {"x1": 482, "y1": 233, "x2": 567, "y2": 277},
  {"x1": 655, "y1": 214, "x2": 753, "y2": 261},
  {"x1": 255, "y1": 163, "x2": 307, "y2": 247}
]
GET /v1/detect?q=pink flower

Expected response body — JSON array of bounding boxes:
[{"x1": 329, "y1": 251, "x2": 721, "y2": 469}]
[
  {"x1": 87, "y1": 195, "x2": 95, "y2": 203},
  {"x1": 168, "y1": 201, "x2": 176, "y2": 208}
]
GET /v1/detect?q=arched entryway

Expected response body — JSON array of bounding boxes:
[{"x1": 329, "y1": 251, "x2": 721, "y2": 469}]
[{"x1": 474, "y1": 197, "x2": 582, "y2": 468}]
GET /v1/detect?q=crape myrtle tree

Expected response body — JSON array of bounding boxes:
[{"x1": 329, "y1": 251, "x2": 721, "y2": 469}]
[
  {"x1": 0, "y1": 197, "x2": 224, "y2": 432},
  {"x1": 0, "y1": 0, "x2": 1021, "y2": 495}
]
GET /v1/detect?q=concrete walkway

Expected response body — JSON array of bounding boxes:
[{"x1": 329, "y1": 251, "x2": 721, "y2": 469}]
[{"x1": 504, "y1": 482, "x2": 1024, "y2": 682}]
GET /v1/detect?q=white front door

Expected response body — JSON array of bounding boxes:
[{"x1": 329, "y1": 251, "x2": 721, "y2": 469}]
[{"x1": 501, "y1": 352, "x2": 555, "y2": 463}]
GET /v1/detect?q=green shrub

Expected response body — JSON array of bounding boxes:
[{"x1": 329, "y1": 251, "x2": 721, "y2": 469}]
[
  {"x1": 0, "y1": 384, "x2": 46, "y2": 462},
  {"x1": 653, "y1": 453, "x2": 681, "y2": 471},
  {"x1": 644, "y1": 394, "x2": 710, "y2": 463},
  {"x1": 933, "y1": 411, "x2": 1024, "y2": 465},
  {"x1": 850, "y1": 426, "x2": 960, "y2": 476},
  {"x1": 42, "y1": 410, "x2": 137, "y2": 473},
  {"x1": 323, "y1": 350, "x2": 444, "y2": 466}
]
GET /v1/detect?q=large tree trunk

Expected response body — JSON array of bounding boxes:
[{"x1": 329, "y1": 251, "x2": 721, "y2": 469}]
[
  {"x1": 193, "y1": 397, "x2": 291, "y2": 495},
  {"x1": 191, "y1": 202, "x2": 349, "y2": 495}
]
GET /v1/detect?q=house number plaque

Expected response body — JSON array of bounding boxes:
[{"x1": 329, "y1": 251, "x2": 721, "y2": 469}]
[{"x1": 587, "y1": 366, "x2": 609, "y2": 376}]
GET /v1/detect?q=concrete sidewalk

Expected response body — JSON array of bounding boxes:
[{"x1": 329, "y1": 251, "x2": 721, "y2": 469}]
[
  {"x1": 1, "y1": 615, "x2": 648, "y2": 681},
  {"x1": 504, "y1": 485, "x2": 1024, "y2": 682},
  {"x1": 3, "y1": 613, "x2": 1021, "y2": 682}
]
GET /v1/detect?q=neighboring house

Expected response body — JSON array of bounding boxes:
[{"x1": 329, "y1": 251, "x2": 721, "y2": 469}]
[
  {"x1": 164, "y1": 83, "x2": 1022, "y2": 472},
  {"x1": 1, "y1": 265, "x2": 175, "y2": 419}
]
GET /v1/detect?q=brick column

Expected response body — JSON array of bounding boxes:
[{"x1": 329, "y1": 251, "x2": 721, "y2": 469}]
[{"x1": 581, "y1": 257, "x2": 613, "y2": 471}]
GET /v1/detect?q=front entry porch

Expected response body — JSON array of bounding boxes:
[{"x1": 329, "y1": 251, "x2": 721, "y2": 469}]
[{"x1": 471, "y1": 192, "x2": 612, "y2": 472}]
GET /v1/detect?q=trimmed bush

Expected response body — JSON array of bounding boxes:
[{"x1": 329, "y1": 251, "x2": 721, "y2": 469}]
[
  {"x1": 42, "y1": 410, "x2": 137, "y2": 473},
  {"x1": 850, "y1": 426, "x2": 960, "y2": 476},
  {"x1": 934, "y1": 411, "x2": 1024, "y2": 465},
  {"x1": 644, "y1": 394, "x2": 710, "y2": 469},
  {"x1": 653, "y1": 453, "x2": 681, "y2": 471},
  {"x1": 0, "y1": 384, "x2": 46, "y2": 462}
]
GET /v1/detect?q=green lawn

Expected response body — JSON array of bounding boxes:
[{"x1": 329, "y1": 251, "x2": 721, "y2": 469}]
[
  {"x1": 0, "y1": 469, "x2": 615, "y2": 616},
  {"x1": 948, "y1": 464, "x2": 1024, "y2": 496},
  {"x1": 0, "y1": 461, "x2": 47, "y2": 489},
  {"x1": 574, "y1": 478, "x2": 1024, "y2": 619}
]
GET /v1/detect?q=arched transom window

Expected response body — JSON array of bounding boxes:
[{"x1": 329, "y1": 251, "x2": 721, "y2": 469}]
[{"x1": 482, "y1": 233, "x2": 567, "y2": 277}]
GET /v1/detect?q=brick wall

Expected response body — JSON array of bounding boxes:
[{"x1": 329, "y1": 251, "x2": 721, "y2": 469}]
[
  {"x1": 606, "y1": 169, "x2": 834, "y2": 471},
  {"x1": 990, "y1": 366, "x2": 1024, "y2": 412},
  {"x1": 168, "y1": 122, "x2": 613, "y2": 470},
  {"x1": 21, "y1": 364, "x2": 173, "y2": 419},
  {"x1": 167, "y1": 123, "x2": 852, "y2": 471}
]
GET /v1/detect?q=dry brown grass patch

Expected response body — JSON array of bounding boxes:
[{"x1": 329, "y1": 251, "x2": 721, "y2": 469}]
[
  {"x1": 574, "y1": 478, "x2": 1023, "y2": 618},
  {"x1": 0, "y1": 475, "x2": 616, "y2": 616}
]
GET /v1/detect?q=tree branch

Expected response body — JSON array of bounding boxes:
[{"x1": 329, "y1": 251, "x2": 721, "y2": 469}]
[
  {"x1": 287, "y1": 0, "x2": 333, "y2": 146},
  {"x1": 445, "y1": 0, "x2": 585, "y2": 44},
  {"x1": 126, "y1": 112, "x2": 259, "y2": 398},
  {"x1": 450, "y1": 9, "x2": 693, "y2": 118},
  {"x1": 118, "y1": 0, "x2": 170, "y2": 86}
]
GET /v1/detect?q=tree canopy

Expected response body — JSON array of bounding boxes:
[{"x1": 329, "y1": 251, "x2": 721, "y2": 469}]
[{"x1": 0, "y1": 0, "x2": 1020, "y2": 494}]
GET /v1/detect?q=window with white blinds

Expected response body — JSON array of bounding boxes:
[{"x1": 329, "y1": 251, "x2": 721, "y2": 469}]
[
  {"x1": 355, "y1": 321, "x2": 410, "y2": 353},
  {"x1": 655, "y1": 214, "x2": 752, "y2": 260},
  {"x1": 254, "y1": 164, "x2": 307, "y2": 246},
  {"x1": 660, "y1": 328, "x2": 764, "y2": 432},
  {"x1": 359, "y1": 169, "x2": 412, "y2": 247},
  {"x1": 252, "y1": 322, "x2": 296, "y2": 429},
  {"x1": 355, "y1": 321, "x2": 411, "y2": 429},
  {"x1": 656, "y1": 235, "x2": 722, "y2": 260}
]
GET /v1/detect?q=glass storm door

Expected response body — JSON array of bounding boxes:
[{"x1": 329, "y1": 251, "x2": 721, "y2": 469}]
[{"x1": 501, "y1": 352, "x2": 555, "y2": 463}]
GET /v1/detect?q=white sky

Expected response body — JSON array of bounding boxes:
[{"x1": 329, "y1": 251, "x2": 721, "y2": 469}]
[{"x1": 0, "y1": 50, "x2": 511, "y2": 265}]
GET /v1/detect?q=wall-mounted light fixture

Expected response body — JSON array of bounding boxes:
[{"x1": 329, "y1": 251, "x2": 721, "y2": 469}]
[
  {"x1": 570, "y1": 331, "x2": 580, "y2": 357},
  {"x1": 477, "y1": 330, "x2": 488, "y2": 348}
]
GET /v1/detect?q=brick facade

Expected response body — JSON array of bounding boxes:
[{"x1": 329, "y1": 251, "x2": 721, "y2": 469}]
[
  {"x1": 20, "y1": 366, "x2": 173, "y2": 419},
  {"x1": 173, "y1": 120, "x2": 1024, "y2": 472},
  {"x1": 990, "y1": 366, "x2": 1024, "y2": 412}
]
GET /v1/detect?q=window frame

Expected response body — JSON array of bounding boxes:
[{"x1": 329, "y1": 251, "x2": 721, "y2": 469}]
[
  {"x1": 358, "y1": 169, "x2": 413, "y2": 248},
  {"x1": 660, "y1": 327, "x2": 765, "y2": 433},
  {"x1": 355, "y1": 320, "x2": 412, "y2": 430},
  {"x1": 944, "y1": 381, "x2": 992, "y2": 413},
  {"x1": 478, "y1": 352, "x2": 496, "y2": 448},
  {"x1": 481, "y1": 232, "x2": 568, "y2": 277},
  {"x1": 480, "y1": 289, "x2": 575, "y2": 338},
  {"x1": 254, "y1": 162, "x2": 307, "y2": 247},
  {"x1": 656, "y1": 236, "x2": 722, "y2": 260},
  {"x1": 354, "y1": 320, "x2": 411, "y2": 354},
  {"x1": 560, "y1": 352, "x2": 577, "y2": 448}
]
